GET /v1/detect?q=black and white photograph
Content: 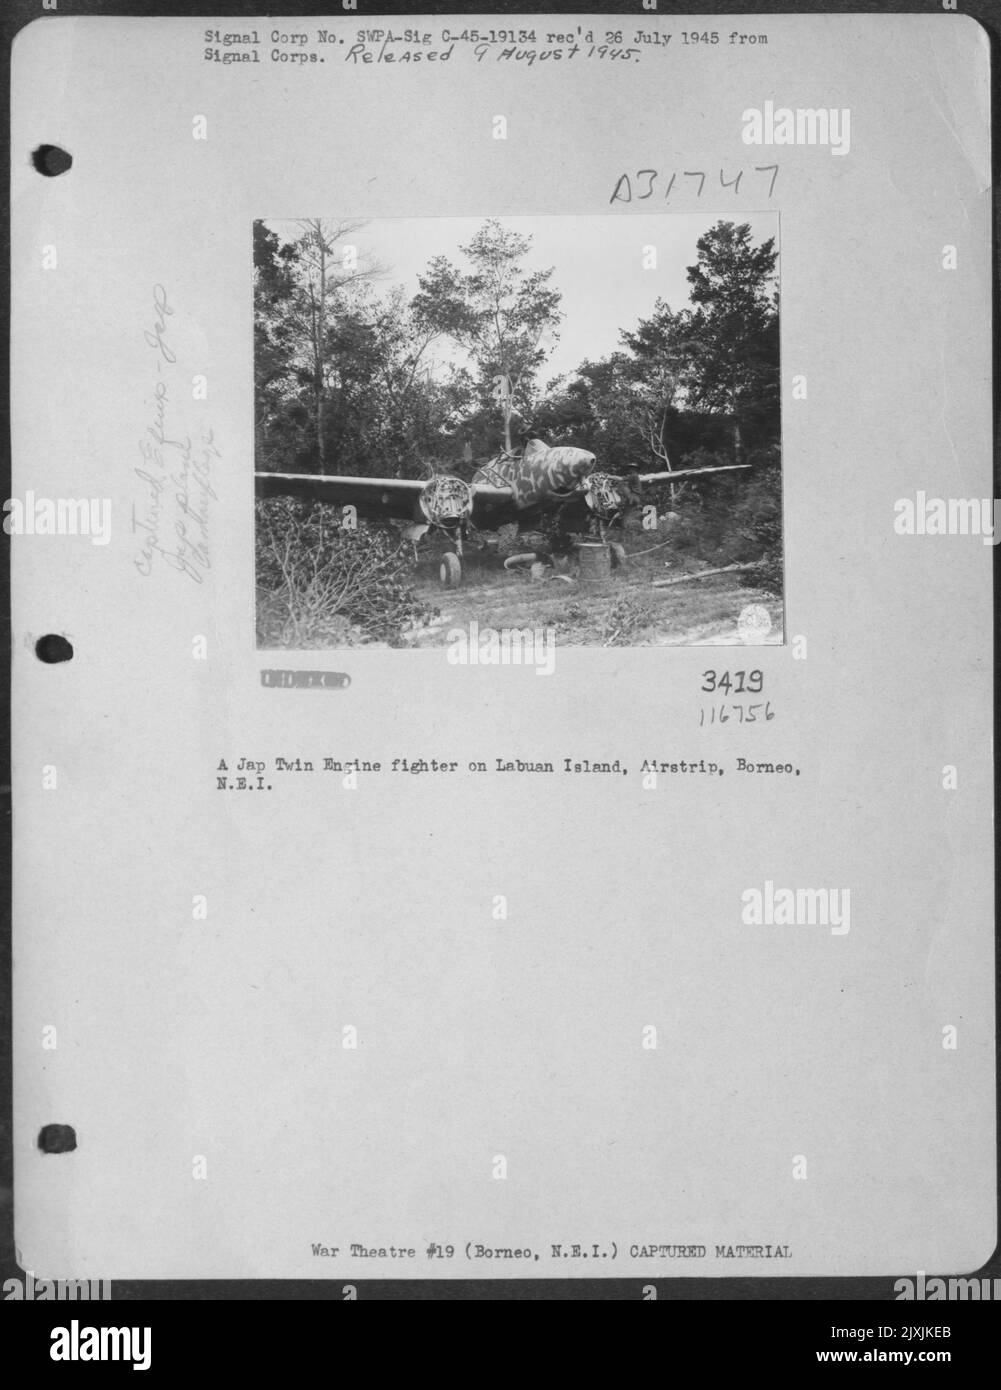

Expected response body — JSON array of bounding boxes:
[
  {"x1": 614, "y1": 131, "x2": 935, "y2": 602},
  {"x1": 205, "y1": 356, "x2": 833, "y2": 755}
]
[{"x1": 254, "y1": 214, "x2": 783, "y2": 648}]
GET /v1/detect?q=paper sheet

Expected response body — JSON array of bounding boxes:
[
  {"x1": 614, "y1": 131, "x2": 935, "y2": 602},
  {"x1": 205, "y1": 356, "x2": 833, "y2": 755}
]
[{"x1": 10, "y1": 11, "x2": 993, "y2": 1281}]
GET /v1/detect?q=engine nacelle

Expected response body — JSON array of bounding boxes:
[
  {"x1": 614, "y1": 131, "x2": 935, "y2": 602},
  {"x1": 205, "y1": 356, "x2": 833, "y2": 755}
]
[
  {"x1": 419, "y1": 475, "x2": 474, "y2": 527},
  {"x1": 583, "y1": 472, "x2": 630, "y2": 518}
]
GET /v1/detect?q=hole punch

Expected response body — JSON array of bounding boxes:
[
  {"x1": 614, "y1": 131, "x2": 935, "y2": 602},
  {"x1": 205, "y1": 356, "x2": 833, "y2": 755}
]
[
  {"x1": 38, "y1": 1124, "x2": 76, "y2": 1154},
  {"x1": 31, "y1": 144, "x2": 72, "y2": 177},
  {"x1": 35, "y1": 634, "x2": 73, "y2": 664}
]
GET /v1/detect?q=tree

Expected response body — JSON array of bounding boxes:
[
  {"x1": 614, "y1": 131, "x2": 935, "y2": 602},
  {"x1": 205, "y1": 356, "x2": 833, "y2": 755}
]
[
  {"x1": 411, "y1": 220, "x2": 562, "y2": 452},
  {"x1": 253, "y1": 223, "x2": 301, "y2": 468},
  {"x1": 618, "y1": 301, "x2": 695, "y2": 493},
  {"x1": 681, "y1": 221, "x2": 779, "y2": 460},
  {"x1": 351, "y1": 286, "x2": 464, "y2": 477},
  {"x1": 290, "y1": 219, "x2": 385, "y2": 469},
  {"x1": 529, "y1": 219, "x2": 779, "y2": 508}
]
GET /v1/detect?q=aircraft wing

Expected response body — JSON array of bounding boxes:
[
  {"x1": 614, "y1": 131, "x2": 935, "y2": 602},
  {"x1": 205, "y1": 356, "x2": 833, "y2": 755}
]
[
  {"x1": 636, "y1": 464, "x2": 749, "y2": 485},
  {"x1": 468, "y1": 484, "x2": 520, "y2": 526},
  {"x1": 257, "y1": 472, "x2": 427, "y2": 521},
  {"x1": 255, "y1": 471, "x2": 516, "y2": 525}
]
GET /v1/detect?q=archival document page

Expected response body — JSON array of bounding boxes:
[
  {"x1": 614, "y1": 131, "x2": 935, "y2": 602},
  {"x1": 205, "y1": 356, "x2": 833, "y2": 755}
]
[{"x1": 10, "y1": 12, "x2": 994, "y2": 1280}]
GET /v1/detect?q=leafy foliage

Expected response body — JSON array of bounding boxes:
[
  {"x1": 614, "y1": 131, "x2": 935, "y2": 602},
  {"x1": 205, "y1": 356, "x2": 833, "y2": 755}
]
[
  {"x1": 255, "y1": 498, "x2": 437, "y2": 647},
  {"x1": 411, "y1": 220, "x2": 563, "y2": 451},
  {"x1": 254, "y1": 216, "x2": 778, "y2": 478}
]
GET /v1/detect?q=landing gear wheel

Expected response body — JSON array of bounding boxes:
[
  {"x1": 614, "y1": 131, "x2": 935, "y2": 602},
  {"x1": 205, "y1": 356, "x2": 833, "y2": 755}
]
[
  {"x1": 439, "y1": 552, "x2": 462, "y2": 587},
  {"x1": 608, "y1": 542, "x2": 628, "y2": 570}
]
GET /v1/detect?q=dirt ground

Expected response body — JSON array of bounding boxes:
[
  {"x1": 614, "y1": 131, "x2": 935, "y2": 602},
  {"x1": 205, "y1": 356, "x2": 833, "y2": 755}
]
[{"x1": 403, "y1": 541, "x2": 784, "y2": 648}]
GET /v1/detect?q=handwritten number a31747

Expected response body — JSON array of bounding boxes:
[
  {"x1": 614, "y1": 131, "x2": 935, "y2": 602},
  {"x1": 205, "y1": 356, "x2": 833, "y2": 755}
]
[{"x1": 610, "y1": 165, "x2": 778, "y2": 204}]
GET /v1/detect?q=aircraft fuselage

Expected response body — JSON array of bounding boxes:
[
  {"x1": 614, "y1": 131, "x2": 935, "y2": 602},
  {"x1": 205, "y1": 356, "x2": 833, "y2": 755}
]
[{"x1": 472, "y1": 441, "x2": 597, "y2": 518}]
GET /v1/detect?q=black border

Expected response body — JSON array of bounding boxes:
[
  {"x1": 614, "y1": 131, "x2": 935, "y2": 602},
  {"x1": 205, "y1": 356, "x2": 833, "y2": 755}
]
[{"x1": 2, "y1": 0, "x2": 998, "y2": 1306}]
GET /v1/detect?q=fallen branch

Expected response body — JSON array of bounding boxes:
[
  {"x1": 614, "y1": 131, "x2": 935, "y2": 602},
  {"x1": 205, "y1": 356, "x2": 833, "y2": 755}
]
[
  {"x1": 652, "y1": 562, "x2": 764, "y2": 588},
  {"x1": 623, "y1": 538, "x2": 675, "y2": 559}
]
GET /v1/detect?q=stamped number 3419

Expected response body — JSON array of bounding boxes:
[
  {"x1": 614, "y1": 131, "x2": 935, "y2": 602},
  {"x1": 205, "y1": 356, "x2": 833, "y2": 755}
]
[{"x1": 701, "y1": 669, "x2": 763, "y2": 693}]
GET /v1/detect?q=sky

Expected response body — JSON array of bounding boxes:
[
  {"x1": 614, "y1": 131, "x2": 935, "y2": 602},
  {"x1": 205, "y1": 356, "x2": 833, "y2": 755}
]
[{"x1": 263, "y1": 213, "x2": 779, "y2": 384}]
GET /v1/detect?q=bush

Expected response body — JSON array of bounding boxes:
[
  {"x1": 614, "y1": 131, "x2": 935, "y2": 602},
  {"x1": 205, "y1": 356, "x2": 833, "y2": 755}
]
[
  {"x1": 255, "y1": 497, "x2": 437, "y2": 647},
  {"x1": 554, "y1": 592, "x2": 656, "y2": 646},
  {"x1": 728, "y1": 457, "x2": 783, "y2": 593},
  {"x1": 599, "y1": 592, "x2": 658, "y2": 645},
  {"x1": 652, "y1": 448, "x2": 783, "y2": 593}
]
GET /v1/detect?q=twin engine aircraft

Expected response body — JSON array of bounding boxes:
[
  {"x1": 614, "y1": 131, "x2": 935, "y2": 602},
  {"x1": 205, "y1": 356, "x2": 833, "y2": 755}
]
[{"x1": 255, "y1": 438, "x2": 745, "y2": 586}]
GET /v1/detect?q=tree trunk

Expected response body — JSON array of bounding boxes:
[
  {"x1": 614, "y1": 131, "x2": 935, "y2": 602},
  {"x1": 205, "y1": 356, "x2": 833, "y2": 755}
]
[
  {"x1": 661, "y1": 415, "x2": 677, "y2": 507},
  {"x1": 316, "y1": 240, "x2": 327, "y2": 469},
  {"x1": 308, "y1": 290, "x2": 322, "y2": 471},
  {"x1": 731, "y1": 372, "x2": 741, "y2": 463}
]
